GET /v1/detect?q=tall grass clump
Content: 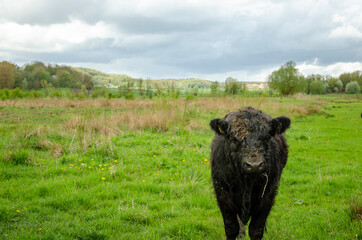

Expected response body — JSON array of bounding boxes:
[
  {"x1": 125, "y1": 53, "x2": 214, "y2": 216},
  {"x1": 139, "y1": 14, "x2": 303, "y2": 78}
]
[
  {"x1": 2, "y1": 149, "x2": 30, "y2": 165},
  {"x1": 66, "y1": 108, "x2": 117, "y2": 156},
  {"x1": 349, "y1": 197, "x2": 362, "y2": 221}
]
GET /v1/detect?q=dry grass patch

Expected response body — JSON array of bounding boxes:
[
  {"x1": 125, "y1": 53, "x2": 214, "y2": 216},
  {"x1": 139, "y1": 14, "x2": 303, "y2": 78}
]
[
  {"x1": 2, "y1": 97, "x2": 325, "y2": 135},
  {"x1": 349, "y1": 197, "x2": 362, "y2": 221},
  {"x1": 291, "y1": 105, "x2": 322, "y2": 116},
  {"x1": 51, "y1": 144, "x2": 63, "y2": 158},
  {"x1": 193, "y1": 97, "x2": 298, "y2": 117},
  {"x1": 0, "y1": 98, "x2": 157, "y2": 109},
  {"x1": 117, "y1": 109, "x2": 180, "y2": 132}
]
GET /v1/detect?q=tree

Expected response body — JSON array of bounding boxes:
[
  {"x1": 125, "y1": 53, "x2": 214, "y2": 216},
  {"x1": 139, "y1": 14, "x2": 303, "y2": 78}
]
[
  {"x1": 310, "y1": 80, "x2": 325, "y2": 94},
  {"x1": 268, "y1": 61, "x2": 304, "y2": 95},
  {"x1": 345, "y1": 81, "x2": 360, "y2": 94},
  {"x1": 56, "y1": 70, "x2": 72, "y2": 87},
  {"x1": 82, "y1": 74, "x2": 94, "y2": 91},
  {"x1": 0, "y1": 61, "x2": 16, "y2": 89},
  {"x1": 154, "y1": 82, "x2": 163, "y2": 96},
  {"x1": 192, "y1": 86, "x2": 199, "y2": 96},
  {"x1": 351, "y1": 71, "x2": 362, "y2": 89},
  {"x1": 126, "y1": 77, "x2": 134, "y2": 89},
  {"x1": 339, "y1": 71, "x2": 362, "y2": 91},
  {"x1": 13, "y1": 67, "x2": 26, "y2": 88},
  {"x1": 22, "y1": 79, "x2": 28, "y2": 90},
  {"x1": 224, "y1": 77, "x2": 239, "y2": 95},
  {"x1": 339, "y1": 73, "x2": 353, "y2": 91},
  {"x1": 137, "y1": 78, "x2": 144, "y2": 96},
  {"x1": 210, "y1": 81, "x2": 219, "y2": 95},
  {"x1": 27, "y1": 74, "x2": 34, "y2": 89},
  {"x1": 327, "y1": 77, "x2": 343, "y2": 93},
  {"x1": 335, "y1": 80, "x2": 343, "y2": 93}
]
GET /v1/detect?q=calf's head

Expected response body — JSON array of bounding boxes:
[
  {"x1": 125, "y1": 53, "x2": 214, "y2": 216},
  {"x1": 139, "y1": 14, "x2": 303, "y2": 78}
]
[{"x1": 210, "y1": 107, "x2": 290, "y2": 174}]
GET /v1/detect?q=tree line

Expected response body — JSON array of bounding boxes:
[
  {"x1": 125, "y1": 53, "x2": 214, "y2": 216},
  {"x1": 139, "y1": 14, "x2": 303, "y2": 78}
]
[
  {"x1": 268, "y1": 61, "x2": 362, "y2": 95},
  {"x1": 1, "y1": 60, "x2": 360, "y2": 99},
  {"x1": 0, "y1": 61, "x2": 94, "y2": 91}
]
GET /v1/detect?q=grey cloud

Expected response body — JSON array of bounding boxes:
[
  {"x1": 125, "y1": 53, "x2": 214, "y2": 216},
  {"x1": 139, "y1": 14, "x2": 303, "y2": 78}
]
[
  {"x1": 0, "y1": 0, "x2": 105, "y2": 25},
  {"x1": 5, "y1": 38, "x2": 117, "y2": 64},
  {"x1": 110, "y1": 15, "x2": 219, "y2": 35},
  {"x1": 1, "y1": 0, "x2": 361, "y2": 79}
]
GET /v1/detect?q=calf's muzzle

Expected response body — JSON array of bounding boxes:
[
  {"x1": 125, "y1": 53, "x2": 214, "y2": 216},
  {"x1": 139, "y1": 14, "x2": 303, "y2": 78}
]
[{"x1": 243, "y1": 159, "x2": 265, "y2": 173}]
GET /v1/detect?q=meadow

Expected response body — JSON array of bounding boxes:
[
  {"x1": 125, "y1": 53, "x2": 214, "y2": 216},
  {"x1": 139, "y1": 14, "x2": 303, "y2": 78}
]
[{"x1": 0, "y1": 95, "x2": 361, "y2": 239}]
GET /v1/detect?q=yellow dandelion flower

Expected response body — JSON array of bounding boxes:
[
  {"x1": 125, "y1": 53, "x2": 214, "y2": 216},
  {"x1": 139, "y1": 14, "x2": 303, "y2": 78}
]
[
  {"x1": 183, "y1": 160, "x2": 185, "y2": 162},
  {"x1": 88, "y1": 167, "x2": 92, "y2": 169},
  {"x1": 142, "y1": 180, "x2": 145, "y2": 182},
  {"x1": 109, "y1": 167, "x2": 113, "y2": 169},
  {"x1": 104, "y1": 164, "x2": 108, "y2": 166},
  {"x1": 101, "y1": 177, "x2": 106, "y2": 180},
  {"x1": 101, "y1": 168, "x2": 104, "y2": 171},
  {"x1": 177, "y1": 166, "x2": 179, "y2": 168},
  {"x1": 38, "y1": 228, "x2": 42, "y2": 231},
  {"x1": 171, "y1": 178, "x2": 174, "y2": 180},
  {"x1": 205, "y1": 159, "x2": 208, "y2": 162},
  {"x1": 153, "y1": 155, "x2": 156, "y2": 158},
  {"x1": 78, "y1": 159, "x2": 82, "y2": 162},
  {"x1": 16, "y1": 210, "x2": 21, "y2": 213},
  {"x1": 91, "y1": 158, "x2": 94, "y2": 161},
  {"x1": 193, "y1": 148, "x2": 196, "y2": 151},
  {"x1": 114, "y1": 160, "x2": 118, "y2": 163},
  {"x1": 99, "y1": 165, "x2": 102, "y2": 167}
]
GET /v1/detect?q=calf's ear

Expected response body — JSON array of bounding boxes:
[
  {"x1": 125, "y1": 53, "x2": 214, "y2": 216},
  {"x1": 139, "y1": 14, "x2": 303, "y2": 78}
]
[
  {"x1": 210, "y1": 118, "x2": 228, "y2": 135},
  {"x1": 270, "y1": 116, "x2": 291, "y2": 136}
]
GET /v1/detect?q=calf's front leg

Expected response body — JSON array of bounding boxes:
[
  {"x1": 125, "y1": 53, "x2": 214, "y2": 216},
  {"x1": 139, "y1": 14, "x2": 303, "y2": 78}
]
[{"x1": 220, "y1": 209, "x2": 240, "y2": 240}]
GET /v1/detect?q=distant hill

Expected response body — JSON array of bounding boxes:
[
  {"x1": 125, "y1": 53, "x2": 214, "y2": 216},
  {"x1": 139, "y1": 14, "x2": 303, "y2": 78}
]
[
  {"x1": 76, "y1": 67, "x2": 214, "y2": 89},
  {"x1": 75, "y1": 67, "x2": 267, "y2": 90},
  {"x1": 76, "y1": 68, "x2": 134, "y2": 88}
]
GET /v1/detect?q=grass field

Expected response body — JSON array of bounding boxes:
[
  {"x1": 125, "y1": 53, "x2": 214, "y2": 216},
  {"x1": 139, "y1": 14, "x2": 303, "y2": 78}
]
[{"x1": 0, "y1": 95, "x2": 361, "y2": 239}]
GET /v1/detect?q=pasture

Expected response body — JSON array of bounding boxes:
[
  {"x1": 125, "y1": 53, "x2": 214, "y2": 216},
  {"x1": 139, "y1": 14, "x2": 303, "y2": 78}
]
[{"x1": 0, "y1": 95, "x2": 361, "y2": 239}]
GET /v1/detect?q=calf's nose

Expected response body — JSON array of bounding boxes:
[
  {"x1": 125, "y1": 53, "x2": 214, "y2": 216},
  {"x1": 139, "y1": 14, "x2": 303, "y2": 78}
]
[{"x1": 243, "y1": 160, "x2": 265, "y2": 173}]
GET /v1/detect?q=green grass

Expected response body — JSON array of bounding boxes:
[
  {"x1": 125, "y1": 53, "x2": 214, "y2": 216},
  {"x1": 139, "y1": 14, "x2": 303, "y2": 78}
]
[{"x1": 0, "y1": 95, "x2": 361, "y2": 239}]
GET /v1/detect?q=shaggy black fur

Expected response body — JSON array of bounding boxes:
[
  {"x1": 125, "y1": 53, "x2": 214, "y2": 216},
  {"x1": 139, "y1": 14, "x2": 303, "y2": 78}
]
[{"x1": 210, "y1": 107, "x2": 290, "y2": 240}]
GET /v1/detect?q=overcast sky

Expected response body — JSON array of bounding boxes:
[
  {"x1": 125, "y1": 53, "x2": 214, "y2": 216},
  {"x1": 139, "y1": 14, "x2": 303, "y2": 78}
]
[{"x1": 0, "y1": 0, "x2": 361, "y2": 81}]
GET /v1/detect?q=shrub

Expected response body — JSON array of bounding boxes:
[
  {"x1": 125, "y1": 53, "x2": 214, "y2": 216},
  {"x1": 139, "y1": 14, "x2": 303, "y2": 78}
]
[
  {"x1": 9, "y1": 88, "x2": 23, "y2": 99},
  {"x1": 91, "y1": 91, "x2": 99, "y2": 98},
  {"x1": 28, "y1": 91, "x2": 45, "y2": 98},
  {"x1": 76, "y1": 93, "x2": 86, "y2": 99},
  {"x1": 125, "y1": 92, "x2": 134, "y2": 100},
  {"x1": 106, "y1": 92, "x2": 117, "y2": 99},
  {"x1": 50, "y1": 90, "x2": 65, "y2": 98},
  {"x1": 0, "y1": 89, "x2": 10, "y2": 100},
  {"x1": 345, "y1": 81, "x2": 360, "y2": 94}
]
